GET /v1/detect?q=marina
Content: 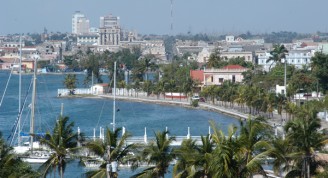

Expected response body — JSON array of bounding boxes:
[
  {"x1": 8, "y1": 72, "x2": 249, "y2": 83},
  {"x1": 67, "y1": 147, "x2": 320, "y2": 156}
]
[{"x1": 0, "y1": 71, "x2": 240, "y2": 177}]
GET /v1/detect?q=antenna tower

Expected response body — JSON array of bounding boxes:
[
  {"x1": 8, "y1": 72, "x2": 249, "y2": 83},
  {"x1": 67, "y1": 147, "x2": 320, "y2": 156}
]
[{"x1": 170, "y1": 0, "x2": 173, "y2": 34}]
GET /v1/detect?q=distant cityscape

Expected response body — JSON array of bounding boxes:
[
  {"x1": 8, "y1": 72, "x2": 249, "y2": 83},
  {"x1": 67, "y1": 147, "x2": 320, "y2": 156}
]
[{"x1": 1, "y1": 10, "x2": 328, "y2": 77}]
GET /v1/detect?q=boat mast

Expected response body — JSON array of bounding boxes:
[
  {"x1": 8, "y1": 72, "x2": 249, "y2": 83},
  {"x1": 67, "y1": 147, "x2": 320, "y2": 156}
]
[
  {"x1": 113, "y1": 61, "x2": 116, "y2": 131},
  {"x1": 30, "y1": 58, "x2": 37, "y2": 152},
  {"x1": 18, "y1": 35, "x2": 22, "y2": 146}
]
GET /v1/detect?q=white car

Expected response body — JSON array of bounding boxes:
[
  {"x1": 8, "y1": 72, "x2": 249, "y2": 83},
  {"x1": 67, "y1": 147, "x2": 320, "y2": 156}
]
[{"x1": 191, "y1": 96, "x2": 200, "y2": 100}]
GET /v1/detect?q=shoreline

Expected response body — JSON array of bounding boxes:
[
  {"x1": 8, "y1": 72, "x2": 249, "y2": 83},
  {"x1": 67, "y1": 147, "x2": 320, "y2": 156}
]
[
  {"x1": 97, "y1": 94, "x2": 249, "y2": 120},
  {"x1": 60, "y1": 93, "x2": 328, "y2": 129}
]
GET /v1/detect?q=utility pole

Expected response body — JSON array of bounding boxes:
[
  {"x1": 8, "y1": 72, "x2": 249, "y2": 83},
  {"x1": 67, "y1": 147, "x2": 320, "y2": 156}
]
[
  {"x1": 284, "y1": 59, "x2": 287, "y2": 96},
  {"x1": 113, "y1": 62, "x2": 116, "y2": 132}
]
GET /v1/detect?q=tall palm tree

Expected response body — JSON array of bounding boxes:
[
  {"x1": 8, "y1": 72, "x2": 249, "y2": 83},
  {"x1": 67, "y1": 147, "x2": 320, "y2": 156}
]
[
  {"x1": 284, "y1": 106, "x2": 328, "y2": 178},
  {"x1": 208, "y1": 121, "x2": 240, "y2": 177},
  {"x1": 268, "y1": 137, "x2": 292, "y2": 177},
  {"x1": 85, "y1": 127, "x2": 137, "y2": 178},
  {"x1": 38, "y1": 116, "x2": 78, "y2": 178},
  {"x1": 236, "y1": 117, "x2": 272, "y2": 177},
  {"x1": 267, "y1": 44, "x2": 289, "y2": 71},
  {"x1": 133, "y1": 130, "x2": 176, "y2": 178}
]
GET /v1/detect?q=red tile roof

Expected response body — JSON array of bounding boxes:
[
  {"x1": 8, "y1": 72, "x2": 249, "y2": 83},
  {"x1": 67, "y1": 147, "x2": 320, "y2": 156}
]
[
  {"x1": 222, "y1": 65, "x2": 245, "y2": 70},
  {"x1": 190, "y1": 70, "x2": 204, "y2": 82}
]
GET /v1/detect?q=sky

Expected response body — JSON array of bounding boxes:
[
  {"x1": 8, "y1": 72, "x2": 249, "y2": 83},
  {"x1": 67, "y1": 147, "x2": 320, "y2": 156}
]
[{"x1": 1, "y1": 0, "x2": 328, "y2": 35}]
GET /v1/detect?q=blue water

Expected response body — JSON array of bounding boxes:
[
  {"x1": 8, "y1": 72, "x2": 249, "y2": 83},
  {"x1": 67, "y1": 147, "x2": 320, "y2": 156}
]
[{"x1": 0, "y1": 71, "x2": 239, "y2": 177}]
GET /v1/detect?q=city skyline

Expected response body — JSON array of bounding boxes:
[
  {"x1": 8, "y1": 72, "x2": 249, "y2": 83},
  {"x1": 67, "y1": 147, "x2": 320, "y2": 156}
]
[{"x1": 2, "y1": 0, "x2": 328, "y2": 35}]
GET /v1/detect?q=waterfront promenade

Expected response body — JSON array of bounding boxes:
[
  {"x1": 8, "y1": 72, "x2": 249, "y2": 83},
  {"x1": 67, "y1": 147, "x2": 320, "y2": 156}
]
[{"x1": 96, "y1": 93, "x2": 328, "y2": 130}]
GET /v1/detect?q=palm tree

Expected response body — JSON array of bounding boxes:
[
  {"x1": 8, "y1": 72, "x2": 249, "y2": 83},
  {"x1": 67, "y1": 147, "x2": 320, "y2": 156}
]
[
  {"x1": 38, "y1": 116, "x2": 79, "y2": 178},
  {"x1": 85, "y1": 127, "x2": 137, "y2": 178},
  {"x1": 167, "y1": 79, "x2": 176, "y2": 100},
  {"x1": 276, "y1": 93, "x2": 286, "y2": 119},
  {"x1": 284, "y1": 106, "x2": 328, "y2": 178},
  {"x1": 206, "y1": 48, "x2": 222, "y2": 68},
  {"x1": 142, "y1": 80, "x2": 152, "y2": 97},
  {"x1": 117, "y1": 80, "x2": 126, "y2": 96},
  {"x1": 208, "y1": 121, "x2": 240, "y2": 177},
  {"x1": 156, "y1": 80, "x2": 166, "y2": 99},
  {"x1": 208, "y1": 118, "x2": 271, "y2": 177},
  {"x1": 0, "y1": 132, "x2": 39, "y2": 177},
  {"x1": 267, "y1": 44, "x2": 288, "y2": 71},
  {"x1": 133, "y1": 130, "x2": 176, "y2": 178},
  {"x1": 173, "y1": 135, "x2": 214, "y2": 178},
  {"x1": 63, "y1": 74, "x2": 78, "y2": 95},
  {"x1": 173, "y1": 139, "x2": 199, "y2": 177},
  {"x1": 236, "y1": 117, "x2": 272, "y2": 177},
  {"x1": 268, "y1": 137, "x2": 291, "y2": 177}
]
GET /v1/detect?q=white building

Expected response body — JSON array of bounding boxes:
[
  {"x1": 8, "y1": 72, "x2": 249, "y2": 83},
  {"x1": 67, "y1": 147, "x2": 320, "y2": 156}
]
[
  {"x1": 72, "y1": 11, "x2": 90, "y2": 34},
  {"x1": 197, "y1": 48, "x2": 210, "y2": 63},
  {"x1": 99, "y1": 14, "x2": 121, "y2": 45},
  {"x1": 258, "y1": 50, "x2": 314, "y2": 71},
  {"x1": 204, "y1": 65, "x2": 248, "y2": 86},
  {"x1": 77, "y1": 34, "x2": 99, "y2": 46}
]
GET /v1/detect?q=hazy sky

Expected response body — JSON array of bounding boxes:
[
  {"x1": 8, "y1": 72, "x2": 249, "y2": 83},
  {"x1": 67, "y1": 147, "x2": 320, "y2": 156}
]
[{"x1": 2, "y1": 0, "x2": 328, "y2": 35}]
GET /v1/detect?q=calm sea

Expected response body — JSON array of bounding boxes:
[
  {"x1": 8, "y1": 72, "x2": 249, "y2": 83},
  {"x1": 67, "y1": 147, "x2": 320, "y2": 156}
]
[{"x1": 0, "y1": 71, "x2": 239, "y2": 177}]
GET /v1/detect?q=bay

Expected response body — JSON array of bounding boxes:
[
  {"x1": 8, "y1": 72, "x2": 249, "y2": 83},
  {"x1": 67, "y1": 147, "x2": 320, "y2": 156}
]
[{"x1": 0, "y1": 71, "x2": 240, "y2": 177}]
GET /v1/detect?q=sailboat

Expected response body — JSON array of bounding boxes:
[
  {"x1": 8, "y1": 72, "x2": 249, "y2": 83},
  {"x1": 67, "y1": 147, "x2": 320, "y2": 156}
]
[
  {"x1": 12, "y1": 57, "x2": 50, "y2": 163},
  {"x1": 82, "y1": 62, "x2": 118, "y2": 168}
]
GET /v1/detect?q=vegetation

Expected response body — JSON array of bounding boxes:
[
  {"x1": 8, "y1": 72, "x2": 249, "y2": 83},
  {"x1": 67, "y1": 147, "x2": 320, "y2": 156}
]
[
  {"x1": 63, "y1": 74, "x2": 78, "y2": 95},
  {"x1": 0, "y1": 132, "x2": 39, "y2": 177},
  {"x1": 85, "y1": 127, "x2": 137, "y2": 178},
  {"x1": 38, "y1": 116, "x2": 79, "y2": 178}
]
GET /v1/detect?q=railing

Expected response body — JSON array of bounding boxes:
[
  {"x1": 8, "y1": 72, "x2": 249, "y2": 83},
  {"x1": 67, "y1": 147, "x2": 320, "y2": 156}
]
[
  {"x1": 57, "y1": 88, "x2": 92, "y2": 96},
  {"x1": 81, "y1": 126, "x2": 208, "y2": 146}
]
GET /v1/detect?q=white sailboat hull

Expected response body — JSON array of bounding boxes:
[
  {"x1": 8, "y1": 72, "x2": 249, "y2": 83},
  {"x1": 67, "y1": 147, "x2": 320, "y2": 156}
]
[{"x1": 21, "y1": 157, "x2": 48, "y2": 164}]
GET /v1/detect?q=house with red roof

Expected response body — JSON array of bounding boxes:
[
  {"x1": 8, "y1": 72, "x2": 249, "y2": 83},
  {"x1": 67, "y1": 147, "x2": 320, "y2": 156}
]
[{"x1": 190, "y1": 65, "x2": 248, "y2": 87}]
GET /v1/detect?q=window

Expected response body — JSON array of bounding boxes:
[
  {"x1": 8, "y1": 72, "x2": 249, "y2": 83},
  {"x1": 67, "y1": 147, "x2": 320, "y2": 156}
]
[{"x1": 219, "y1": 78, "x2": 223, "y2": 83}]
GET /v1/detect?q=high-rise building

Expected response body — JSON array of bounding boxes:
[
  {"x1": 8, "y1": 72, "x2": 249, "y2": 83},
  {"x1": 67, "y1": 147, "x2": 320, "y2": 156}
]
[
  {"x1": 72, "y1": 11, "x2": 90, "y2": 34},
  {"x1": 99, "y1": 14, "x2": 121, "y2": 45}
]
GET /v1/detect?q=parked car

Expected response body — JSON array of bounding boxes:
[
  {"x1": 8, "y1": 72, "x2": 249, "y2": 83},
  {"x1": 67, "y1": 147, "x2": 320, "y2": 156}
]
[
  {"x1": 191, "y1": 95, "x2": 200, "y2": 101},
  {"x1": 191, "y1": 96, "x2": 205, "y2": 102}
]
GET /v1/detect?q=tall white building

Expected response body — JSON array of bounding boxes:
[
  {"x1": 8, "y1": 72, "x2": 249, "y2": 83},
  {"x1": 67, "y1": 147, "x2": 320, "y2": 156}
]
[
  {"x1": 257, "y1": 50, "x2": 314, "y2": 71},
  {"x1": 99, "y1": 14, "x2": 121, "y2": 45},
  {"x1": 72, "y1": 11, "x2": 90, "y2": 34}
]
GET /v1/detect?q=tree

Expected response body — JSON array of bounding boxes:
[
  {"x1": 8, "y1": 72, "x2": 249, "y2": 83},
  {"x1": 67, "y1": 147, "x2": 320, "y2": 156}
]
[
  {"x1": 167, "y1": 79, "x2": 176, "y2": 100},
  {"x1": 267, "y1": 44, "x2": 288, "y2": 71},
  {"x1": 82, "y1": 53, "x2": 103, "y2": 85},
  {"x1": 311, "y1": 52, "x2": 328, "y2": 92},
  {"x1": 0, "y1": 132, "x2": 39, "y2": 177},
  {"x1": 208, "y1": 118, "x2": 271, "y2": 178},
  {"x1": 284, "y1": 106, "x2": 328, "y2": 178},
  {"x1": 206, "y1": 48, "x2": 222, "y2": 68},
  {"x1": 173, "y1": 135, "x2": 214, "y2": 178},
  {"x1": 133, "y1": 130, "x2": 175, "y2": 178},
  {"x1": 85, "y1": 127, "x2": 137, "y2": 178},
  {"x1": 134, "y1": 55, "x2": 157, "y2": 81},
  {"x1": 38, "y1": 116, "x2": 79, "y2": 178},
  {"x1": 63, "y1": 74, "x2": 78, "y2": 95}
]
